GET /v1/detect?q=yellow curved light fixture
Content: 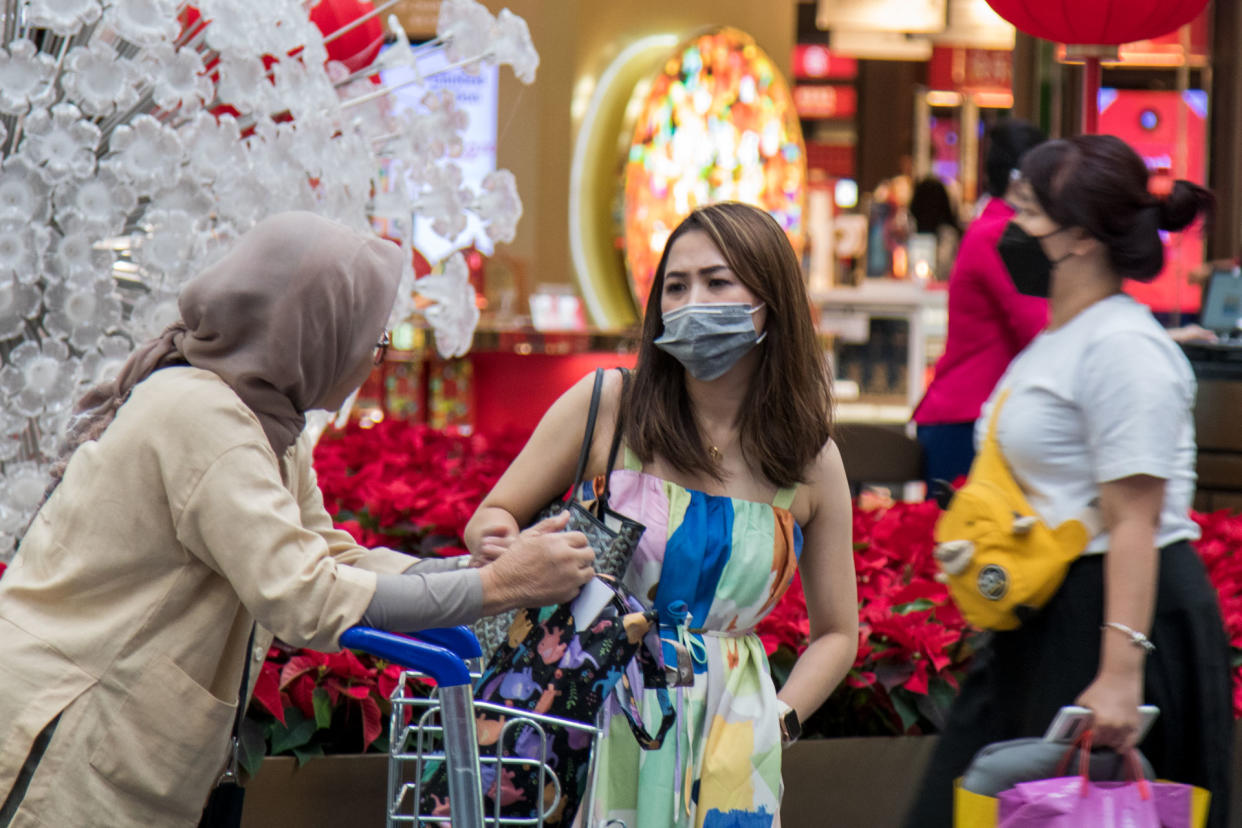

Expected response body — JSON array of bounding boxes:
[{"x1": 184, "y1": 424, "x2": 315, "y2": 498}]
[
  {"x1": 569, "y1": 34, "x2": 680, "y2": 329},
  {"x1": 620, "y1": 27, "x2": 807, "y2": 312}
]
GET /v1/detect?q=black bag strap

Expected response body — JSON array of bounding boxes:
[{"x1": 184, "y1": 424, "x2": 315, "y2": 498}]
[
  {"x1": 595, "y1": 368, "x2": 630, "y2": 509},
  {"x1": 218, "y1": 623, "x2": 257, "y2": 786},
  {"x1": 611, "y1": 624, "x2": 676, "y2": 750},
  {"x1": 566, "y1": 368, "x2": 606, "y2": 504}
]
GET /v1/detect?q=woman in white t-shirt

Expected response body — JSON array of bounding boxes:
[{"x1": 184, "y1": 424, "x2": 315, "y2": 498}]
[{"x1": 905, "y1": 134, "x2": 1231, "y2": 828}]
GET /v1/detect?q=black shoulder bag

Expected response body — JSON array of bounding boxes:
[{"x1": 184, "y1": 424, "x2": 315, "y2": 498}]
[{"x1": 472, "y1": 367, "x2": 644, "y2": 659}]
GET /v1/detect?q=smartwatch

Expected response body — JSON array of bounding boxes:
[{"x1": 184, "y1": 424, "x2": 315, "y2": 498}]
[{"x1": 777, "y1": 700, "x2": 801, "y2": 746}]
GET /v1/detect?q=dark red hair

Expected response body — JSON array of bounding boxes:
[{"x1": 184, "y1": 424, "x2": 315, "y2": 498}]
[{"x1": 1020, "y1": 134, "x2": 1213, "y2": 282}]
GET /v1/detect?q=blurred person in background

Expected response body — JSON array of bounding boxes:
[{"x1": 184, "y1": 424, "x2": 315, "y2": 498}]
[
  {"x1": 909, "y1": 176, "x2": 962, "y2": 279},
  {"x1": 912, "y1": 120, "x2": 1049, "y2": 492}
]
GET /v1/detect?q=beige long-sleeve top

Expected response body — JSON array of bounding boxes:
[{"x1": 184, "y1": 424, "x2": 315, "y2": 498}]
[{"x1": 0, "y1": 367, "x2": 476, "y2": 826}]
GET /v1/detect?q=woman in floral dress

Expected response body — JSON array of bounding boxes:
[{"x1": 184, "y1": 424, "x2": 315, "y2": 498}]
[{"x1": 466, "y1": 202, "x2": 858, "y2": 827}]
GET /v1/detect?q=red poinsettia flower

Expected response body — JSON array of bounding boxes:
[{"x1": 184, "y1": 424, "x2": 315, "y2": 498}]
[{"x1": 256, "y1": 418, "x2": 1242, "y2": 747}]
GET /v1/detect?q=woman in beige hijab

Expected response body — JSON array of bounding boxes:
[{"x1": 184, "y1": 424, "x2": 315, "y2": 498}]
[{"x1": 0, "y1": 212, "x2": 594, "y2": 827}]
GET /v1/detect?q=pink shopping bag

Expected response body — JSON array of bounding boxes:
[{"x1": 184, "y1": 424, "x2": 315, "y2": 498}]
[
  {"x1": 996, "y1": 731, "x2": 1205, "y2": 828},
  {"x1": 998, "y1": 777, "x2": 1159, "y2": 827}
]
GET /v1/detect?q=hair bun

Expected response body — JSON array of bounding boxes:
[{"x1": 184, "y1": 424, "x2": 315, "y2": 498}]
[{"x1": 1158, "y1": 180, "x2": 1214, "y2": 232}]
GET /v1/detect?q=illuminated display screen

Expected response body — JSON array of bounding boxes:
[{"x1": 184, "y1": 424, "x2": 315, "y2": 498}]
[{"x1": 622, "y1": 27, "x2": 807, "y2": 309}]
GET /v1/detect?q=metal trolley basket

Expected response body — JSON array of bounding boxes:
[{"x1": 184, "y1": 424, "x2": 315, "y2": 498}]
[{"x1": 341, "y1": 625, "x2": 615, "y2": 828}]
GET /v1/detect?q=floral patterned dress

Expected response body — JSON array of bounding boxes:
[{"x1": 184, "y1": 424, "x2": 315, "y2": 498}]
[{"x1": 585, "y1": 447, "x2": 803, "y2": 828}]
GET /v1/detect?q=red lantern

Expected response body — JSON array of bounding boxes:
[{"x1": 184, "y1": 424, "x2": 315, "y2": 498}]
[
  {"x1": 983, "y1": 0, "x2": 1208, "y2": 46},
  {"x1": 984, "y1": 0, "x2": 1208, "y2": 134},
  {"x1": 309, "y1": 0, "x2": 385, "y2": 74}
]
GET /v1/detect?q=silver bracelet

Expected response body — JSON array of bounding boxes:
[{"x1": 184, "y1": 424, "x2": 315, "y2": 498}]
[{"x1": 1102, "y1": 621, "x2": 1155, "y2": 653}]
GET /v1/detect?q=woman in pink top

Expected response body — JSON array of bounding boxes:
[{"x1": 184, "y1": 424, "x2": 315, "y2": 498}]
[{"x1": 912, "y1": 120, "x2": 1048, "y2": 490}]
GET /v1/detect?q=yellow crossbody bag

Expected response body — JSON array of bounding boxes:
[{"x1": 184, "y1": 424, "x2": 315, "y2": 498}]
[{"x1": 933, "y1": 390, "x2": 1095, "y2": 631}]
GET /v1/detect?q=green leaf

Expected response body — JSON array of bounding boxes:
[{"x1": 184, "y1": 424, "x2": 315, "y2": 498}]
[
  {"x1": 269, "y1": 707, "x2": 317, "y2": 755},
  {"x1": 892, "y1": 598, "x2": 935, "y2": 615},
  {"x1": 292, "y1": 743, "x2": 324, "y2": 767},
  {"x1": 767, "y1": 645, "x2": 797, "y2": 689},
  {"x1": 914, "y1": 680, "x2": 956, "y2": 732},
  {"x1": 312, "y1": 687, "x2": 333, "y2": 730},
  {"x1": 889, "y1": 689, "x2": 922, "y2": 734}
]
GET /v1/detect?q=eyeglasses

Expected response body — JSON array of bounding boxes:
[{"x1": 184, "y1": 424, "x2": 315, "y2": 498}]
[{"x1": 374, "y1": 330, "x2": 391, "y2": 365}]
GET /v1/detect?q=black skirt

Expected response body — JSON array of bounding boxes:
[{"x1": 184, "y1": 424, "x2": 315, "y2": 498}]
[{"x1": 903, "y1": 540, "x2": 1233, "y2": 828}]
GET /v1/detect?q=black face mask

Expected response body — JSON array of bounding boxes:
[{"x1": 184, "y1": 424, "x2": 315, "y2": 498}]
[{"x1": 997, "y1": 221, "x2": 1072, "y2": 298}]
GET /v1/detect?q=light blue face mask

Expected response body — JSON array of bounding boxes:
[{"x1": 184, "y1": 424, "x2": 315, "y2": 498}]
[{"x1": 653, "y1": 302, "x2": 766, "y2": 381}]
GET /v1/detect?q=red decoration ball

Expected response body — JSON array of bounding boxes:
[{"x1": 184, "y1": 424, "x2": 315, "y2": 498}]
[
  {"x1": 309, "y1": 0, "x2": 386, "y2": 74},
  {"x1": 984, "y1": 0, "x2": 1208, "y2": 46}
]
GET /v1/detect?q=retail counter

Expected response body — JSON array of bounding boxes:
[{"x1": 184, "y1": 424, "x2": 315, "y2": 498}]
[
  {"x1": 813, "y1": 280, "x2": 948, "y2": 422},
  {"x1": 1183, "y1": 344, "x2": 1242, "y2": 512}
]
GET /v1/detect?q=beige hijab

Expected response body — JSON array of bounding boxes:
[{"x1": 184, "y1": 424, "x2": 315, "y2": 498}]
[{"x1": 58, "y1": 212, "x2": 403, "y2": 472}]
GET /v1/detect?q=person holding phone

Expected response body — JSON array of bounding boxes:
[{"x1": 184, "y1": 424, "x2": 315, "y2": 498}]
[{"x1": 904, "y1": 135, "x2": 1231, "y2": 827}]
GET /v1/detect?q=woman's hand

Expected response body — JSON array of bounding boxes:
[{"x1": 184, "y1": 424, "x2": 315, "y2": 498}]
[
  {"x1": 1074, "y1": 671, "x2": 1144, "y2": 751},
  {"x1": 478, "y1": 511, "x2": 595, "y2": 613},
  {"x1": 470, "y1": 526, "x2": 516, "y2": 567}
]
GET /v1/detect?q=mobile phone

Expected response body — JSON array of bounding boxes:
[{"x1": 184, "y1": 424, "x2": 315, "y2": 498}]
[{"x1": 1043, "y1": 704, "x2": 1160, "y2": 744}]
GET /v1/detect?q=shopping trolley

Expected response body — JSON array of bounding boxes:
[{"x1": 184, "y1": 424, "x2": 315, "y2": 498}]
[{"x1": 341, "y1": 625, "x2": 611, "y2": 828}]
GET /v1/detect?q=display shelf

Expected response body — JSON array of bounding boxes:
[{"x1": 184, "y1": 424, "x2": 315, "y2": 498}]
[{"x1": 813, "y1": 279, "x2": 948, "y2": 411}]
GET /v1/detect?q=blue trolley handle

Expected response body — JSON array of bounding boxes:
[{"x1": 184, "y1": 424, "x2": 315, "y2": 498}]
[
  {"x1": 340, "y1": 627, "x2": 472, "y2": 686},
  {"x1": 402, "y1": 625, "x2": 482, "y2": 661},
  {"x1": 341, "y1": 627, "x2": 485, "y2": 827}
]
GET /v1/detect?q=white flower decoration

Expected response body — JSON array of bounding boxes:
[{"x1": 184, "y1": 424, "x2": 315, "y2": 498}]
[
  {"x1": 474, "y1": 169, "x2": 522, "y2": 243},
  {"x1": 19, "y1": 104, "x2": 101, "y2": 182},
  {"x1": 243, "y1": 122, "x2": 316, "y2": 213},
  {"x1": 415, "y1": 252, "x2": 479, "y2": 358},
  {"x1": 49, "y1": 230, "x2": 113, "y2": 285},
  {"x1": 492, "y1": 9, "x2": 539, "y2": 84},
  {"x1": 150, "y1": 173, "x2": 214, "y2": 221},
  {"x1": 27, "y1": 0, "x2": 102, "y2": 37},
  {"x1": 0, "y1": 158, "x2": 51, "y2": 224},
  {"x1": 285, "y1": 115, "x2": 336, "y2": 180},
  {"x1": 43, "y1": 278, "x2": 123, "y2": 350},
  {"x1": 78, "y1": 334, "x2": 133, "y2": 391},
  {"x1": 60, "y1": 40, "x2": 141, "y2": 118},
  {"x1": 53, "y1": 167, "x2": 137, "y2": 235},
  {"x1": 128, "y1": 288, "x2": 181, "y2": 340},
  {"x1": 0, "y1": 275, "x2": 41, "y2": 340},
  {"x1": 0, "y1": 408, "x2": 28, "y2": 462},
  {"x1": 0, "y1": 339, "x2": 79, "y2": 418},
  {"x1": 104, "y1": 115, "x2": 182, "y2": 193},
  {"x1": 211, "y1": 172, "x2": 271, "y2": 228},
  {"x1": 176, "y1": 112, "x2": 246, "y2": 182},
  {"x1": 103, "y1": 0, "x2": 180, "y2": 47},
  {"x1": 415, "y1": 163, "x2": 471, "y2": 240},
  {"x1": 0, "y1": 222, "x2": 50, "y2": 285},
  {"x1": 405, "y1": 90, "x2": 468, "y2": 166},
  {"x1": 271, "y1": 58, "x2": 340, "y2": 123},
  {"x1": 144, "y1": 45, "x2": 213, "y2": 113},
  {"x1": 437, "y1": 0, "x2": 495, "y2": 68},
  {"x1": 0, "y1": 0, "x2": 538, "y2": 510},
  {"x1": 200, "y1": 0, "x2": 265, "y2": 58},
  {"x1": 35, "y1": 406, "x2": 72, "y2": 460},
  {"x1": 261, "y1": 7, "x2": 320, "y2": 59},
  {"x1": 216, "y1": 55, "x2": 276, "y2": 116},
  {"x1": 0, "y1": 40, "x2": 57, "y2": 116},
  {"x1": 0, "y1": 460, "x2": 50, "y2": 546},
  {"x1": 135, "y1": 209, "x2": 199, "y2": 284}
]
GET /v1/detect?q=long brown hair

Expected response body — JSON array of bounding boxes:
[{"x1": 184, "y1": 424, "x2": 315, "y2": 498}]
[{"x1": 623, "y1": 201, "x2": 833, "y2": 488}]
